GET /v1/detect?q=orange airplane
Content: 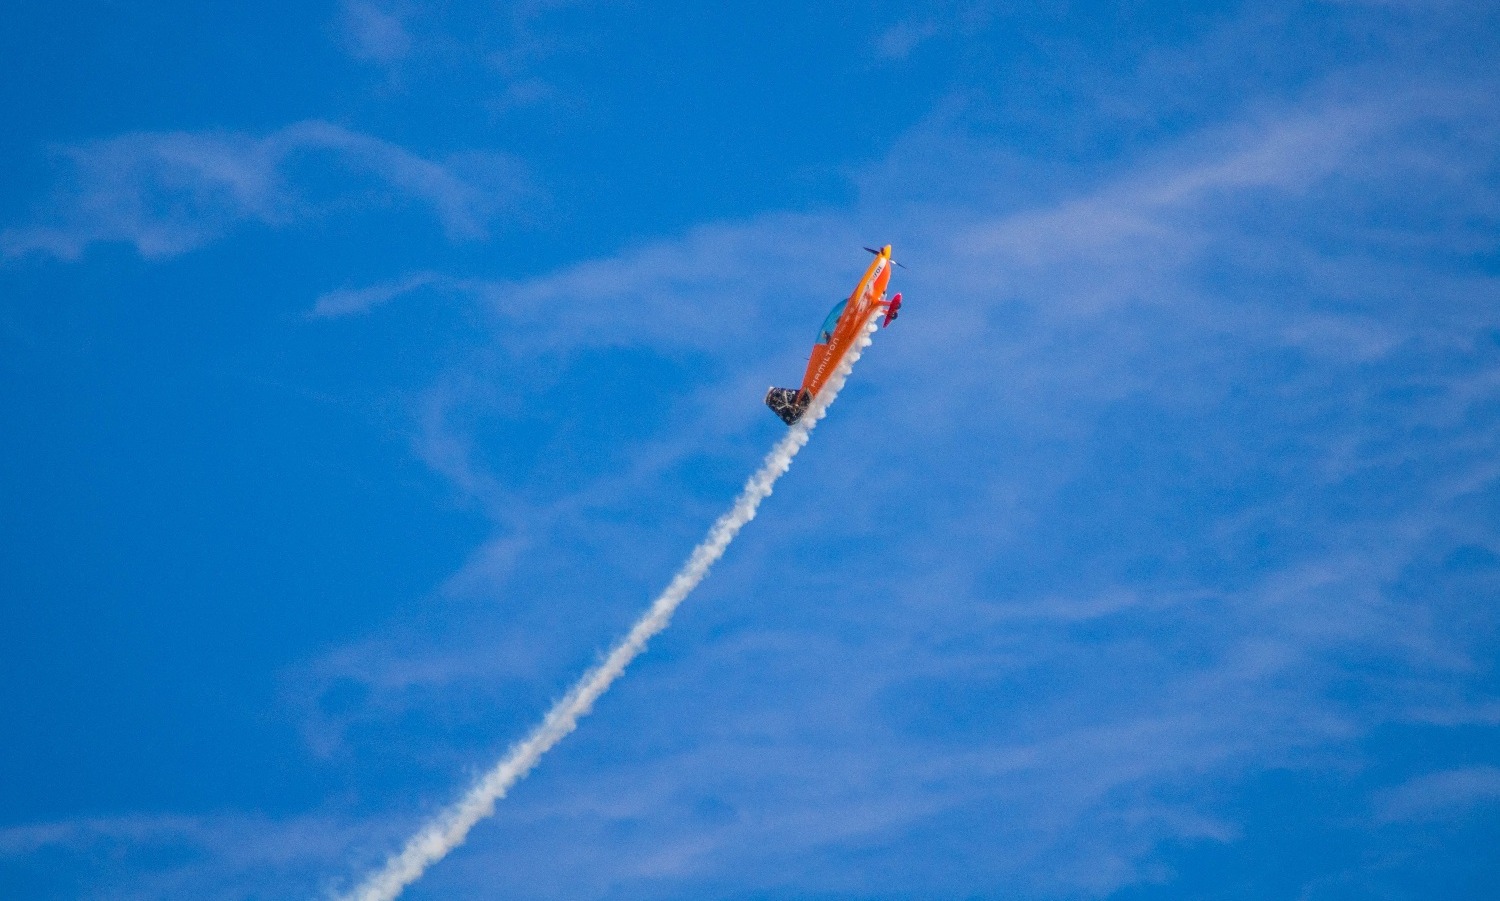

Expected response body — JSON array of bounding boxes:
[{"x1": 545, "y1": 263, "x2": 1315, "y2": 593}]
[{"x1": 765, "y1": 245, "x2": 902, "y2": 424}]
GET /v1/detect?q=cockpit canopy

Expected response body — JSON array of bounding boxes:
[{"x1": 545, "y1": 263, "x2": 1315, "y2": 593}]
[{"x1": 816, "y1": 299, "x2": 847, "y2": 345}]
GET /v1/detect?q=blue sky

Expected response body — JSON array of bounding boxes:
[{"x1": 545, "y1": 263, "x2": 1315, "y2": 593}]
[{"x1": 2, "y1": 1, "x2": 1499, "y2": 898}]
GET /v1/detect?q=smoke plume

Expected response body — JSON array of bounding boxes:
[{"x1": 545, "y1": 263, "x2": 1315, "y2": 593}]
[{"x1": 341, "y1": 316, "x2": 881, "y2": 901}]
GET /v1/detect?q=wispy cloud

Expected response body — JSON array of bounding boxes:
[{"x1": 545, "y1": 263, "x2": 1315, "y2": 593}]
[
  {"x1": 309, "y1": 213, "x2": 853, "y2": 337},
  {"x1": 0, "y1": 811, "x2": 394, "y2": 901},
  {"x1": 874, "y1": 1, "x2": 995, "y2": 60},
  {"x1": 13, "y1": 46, "x2": 1498, "y2": 901},
  {"x1": 260, "y1": 77, "x2": 1500, "y2": 900},
  {"x1": 487, "y1": 0, "x2": 594, "y2": 76},
  {"x1": 311, "y1": 271, "x2": 452, "y2": 319},
  {"x1": 2, "y1": 121, "x2": 530, "y2": 261},
  {"x1": 338, "y1": 1, "x2": 413, "y2": 65},
  {"x1": 1374, "y1": 767, "x2": 1500, "y2": 823},
  {"x1": 875, "y1": 19, "x2": 943, "y2": 61}
]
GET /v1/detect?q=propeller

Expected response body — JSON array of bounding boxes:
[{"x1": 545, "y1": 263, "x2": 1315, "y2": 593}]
[{"x1": 863, "y1": 246, "x2": 907, "y2": 269}]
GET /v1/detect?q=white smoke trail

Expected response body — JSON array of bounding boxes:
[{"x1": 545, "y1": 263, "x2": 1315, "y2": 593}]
[{"x1": 340, "y1": 316, "x2": 882, "y2": 901}]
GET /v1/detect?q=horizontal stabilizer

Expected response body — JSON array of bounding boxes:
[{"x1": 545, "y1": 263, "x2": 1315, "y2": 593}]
[
  {"x1": 882, "y1": 292, "x2": 902, "y2": 327},
  {"x1": 765, "y1": 387, "x2": 812, "y2": 425}
]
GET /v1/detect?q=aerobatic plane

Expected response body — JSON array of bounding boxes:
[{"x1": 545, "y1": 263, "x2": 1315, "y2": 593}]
[{"x1": 765, "y1": 245, "x2": 902, "y2": 425}]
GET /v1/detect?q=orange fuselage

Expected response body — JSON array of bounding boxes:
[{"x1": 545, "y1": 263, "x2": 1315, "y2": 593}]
[{"x1": 800, "y1": 248, "x2": 894, "y2": 398}]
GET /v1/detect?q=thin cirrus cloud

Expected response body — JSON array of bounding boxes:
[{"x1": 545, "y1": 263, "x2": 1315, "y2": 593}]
[
  {"x1": 0, "y1": 811, "x2": 405, "y2": 901},
  {"x1": 1373, "y1": 767, "x2": 1500, "y2": 824},
  {"x1": 338, "y1": 0, "x2": 413, "y2": 65},
  {"x1": 6, "y1": 72, "x2": 1497, "y2": 901},
  {"x1": 0, "y1": 120, "x2": 530, "y2": 261},
  {"x1": 270, "y1": 82, "x2": 1498, "y2": 900},
  {"x1": 874, "y1": 19, "x2": 943, "y2": 60},
  {"x1": 308, "y1": 212, "x2": 856, "y2": 334},
  {"x1": 310, "y1": 271, "x2": 454, "y2": 319}
]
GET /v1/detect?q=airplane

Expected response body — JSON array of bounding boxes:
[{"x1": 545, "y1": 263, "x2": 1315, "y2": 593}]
[{"x1": 765, "y1": 245, "x2": 902, "y2": 425}]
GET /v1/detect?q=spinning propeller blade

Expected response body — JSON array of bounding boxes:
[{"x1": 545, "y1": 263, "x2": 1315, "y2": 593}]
[{"x1": 863, "y1": 246, "x2": 906, "y2": 269}]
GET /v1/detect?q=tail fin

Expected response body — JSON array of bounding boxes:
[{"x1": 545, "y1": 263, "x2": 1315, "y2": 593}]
[{"x1": 765, "y1": 387, "x2": 811, "y2": 425}]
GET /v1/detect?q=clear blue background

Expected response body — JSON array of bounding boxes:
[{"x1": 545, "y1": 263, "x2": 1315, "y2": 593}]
[{"x1": 2, "y1": 2, "x2": 1498, "y2": 899}]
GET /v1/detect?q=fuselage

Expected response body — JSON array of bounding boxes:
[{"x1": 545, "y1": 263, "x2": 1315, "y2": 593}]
[{"x1": 800, "y1": 245, "x2": 894, "y2": 398}]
